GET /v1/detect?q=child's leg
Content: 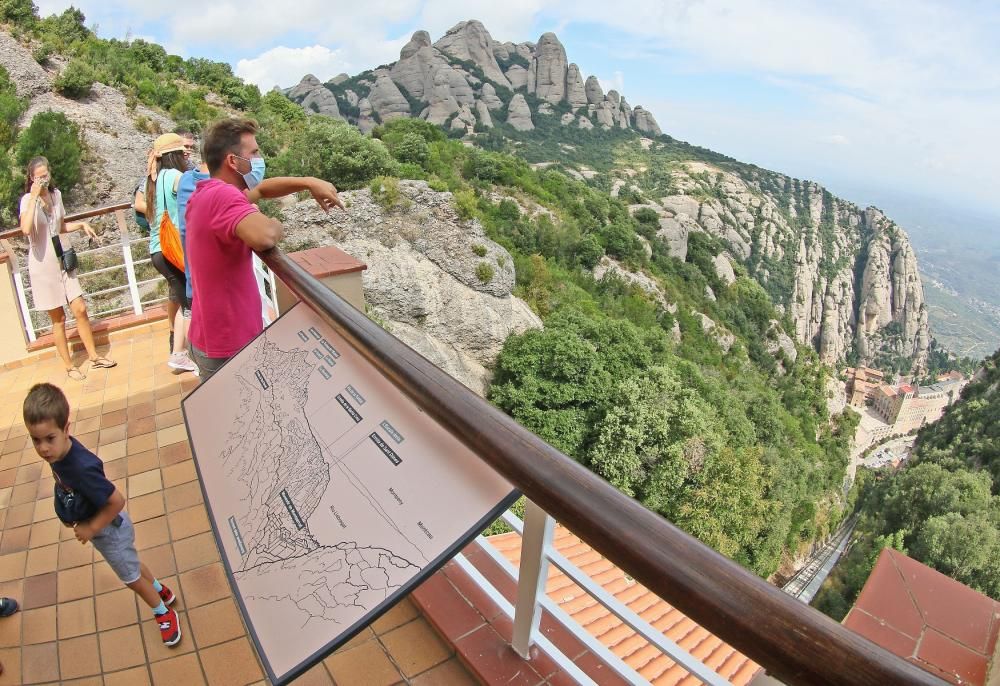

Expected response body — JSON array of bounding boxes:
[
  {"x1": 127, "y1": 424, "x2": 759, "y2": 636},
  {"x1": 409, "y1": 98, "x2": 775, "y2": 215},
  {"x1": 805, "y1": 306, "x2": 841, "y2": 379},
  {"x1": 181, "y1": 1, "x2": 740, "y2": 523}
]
[{"x1": 127, "y1": 575, "x2": 161, "y2": 609}]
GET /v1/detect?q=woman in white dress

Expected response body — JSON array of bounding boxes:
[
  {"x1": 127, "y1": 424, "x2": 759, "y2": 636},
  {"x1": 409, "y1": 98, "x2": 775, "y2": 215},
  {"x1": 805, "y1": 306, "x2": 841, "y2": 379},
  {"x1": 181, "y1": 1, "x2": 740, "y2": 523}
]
[{"x1": 19, "y1": 156, "x2": 117, "y2": 380}]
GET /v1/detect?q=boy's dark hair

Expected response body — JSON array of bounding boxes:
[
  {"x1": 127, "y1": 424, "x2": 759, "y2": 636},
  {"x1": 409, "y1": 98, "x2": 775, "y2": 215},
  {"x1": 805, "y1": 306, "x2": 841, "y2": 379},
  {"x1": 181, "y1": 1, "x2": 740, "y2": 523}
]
[
  {"x1": 202, "y1": 117, "x2": 258, "y2": 175},
  {"x1": 23, "y1": 383, "x2": 70, "y2": 428}
]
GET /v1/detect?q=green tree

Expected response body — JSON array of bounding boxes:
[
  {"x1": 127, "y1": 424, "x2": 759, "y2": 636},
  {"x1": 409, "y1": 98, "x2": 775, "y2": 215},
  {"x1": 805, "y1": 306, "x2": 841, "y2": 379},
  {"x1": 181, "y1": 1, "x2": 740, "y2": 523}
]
[
  {"x1": 53, "y1": 59, "x2": 96, "y2": 98},
  {"x1": 15, "y1": 110, "x2": 84, "y2": 191},
  {"x1": 911, "y1": 512, "x2": 1000, "y2": 597},
  {"x1": 272, "y1": 117, "x2": 395, "y2": 189},
  {"x1": 0, "y1": 0, "x2": 37, "y2": 25}
]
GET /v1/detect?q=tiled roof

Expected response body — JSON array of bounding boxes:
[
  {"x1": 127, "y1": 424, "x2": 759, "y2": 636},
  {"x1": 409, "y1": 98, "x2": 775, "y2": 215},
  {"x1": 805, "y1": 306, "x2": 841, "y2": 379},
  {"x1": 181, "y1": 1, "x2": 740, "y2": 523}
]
[
  {"x1": 844, "y1": 548, "x2": 1000, "y2": 685},
  {"x1": 489, "y1": 526, "x2": 761, "y2": 685}
]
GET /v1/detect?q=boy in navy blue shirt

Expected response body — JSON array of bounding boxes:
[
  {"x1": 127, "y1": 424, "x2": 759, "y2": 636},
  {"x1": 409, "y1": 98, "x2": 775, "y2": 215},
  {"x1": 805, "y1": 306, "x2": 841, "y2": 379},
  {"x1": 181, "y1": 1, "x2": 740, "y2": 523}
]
[{"x1": 23, "y1": 383, "x2": 182, "y2": 647}]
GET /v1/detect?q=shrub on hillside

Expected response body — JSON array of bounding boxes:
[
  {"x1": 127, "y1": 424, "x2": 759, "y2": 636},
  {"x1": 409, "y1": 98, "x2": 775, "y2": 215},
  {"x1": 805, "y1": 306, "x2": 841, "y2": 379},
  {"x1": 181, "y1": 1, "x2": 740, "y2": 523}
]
[
  {"x1": 54, "y1": 60, "x2": 97, "y2": 99},
  {"x1": 0, "y1": 66, "x2": 26, "y2": 150},
  {"x1": 272, "y1": 117, "x2": 395, "y2": 190},
  {"x1": 0, "y1": 0, "x2": 38, "y2": 25},
  {"x1": 16, "y1": 110, "x2": 84, "y2": 191}
]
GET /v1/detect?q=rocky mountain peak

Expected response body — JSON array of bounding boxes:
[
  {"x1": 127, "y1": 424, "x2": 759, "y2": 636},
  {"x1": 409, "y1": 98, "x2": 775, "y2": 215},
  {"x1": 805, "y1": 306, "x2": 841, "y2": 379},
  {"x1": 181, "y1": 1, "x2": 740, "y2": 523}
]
[{"x1": 283, "y1": 19, "x2": 664, "y2": 139}]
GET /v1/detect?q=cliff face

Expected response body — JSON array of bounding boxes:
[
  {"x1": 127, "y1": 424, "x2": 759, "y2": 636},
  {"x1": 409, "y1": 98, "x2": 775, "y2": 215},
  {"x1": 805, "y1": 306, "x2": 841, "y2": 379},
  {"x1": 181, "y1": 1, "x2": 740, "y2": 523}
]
[
  {"x1": 632, "y1": 161, "x2": 930, "y2": 369},
  {"x1": 284, "y1": 20, "x2": 662, "y2": 137}
]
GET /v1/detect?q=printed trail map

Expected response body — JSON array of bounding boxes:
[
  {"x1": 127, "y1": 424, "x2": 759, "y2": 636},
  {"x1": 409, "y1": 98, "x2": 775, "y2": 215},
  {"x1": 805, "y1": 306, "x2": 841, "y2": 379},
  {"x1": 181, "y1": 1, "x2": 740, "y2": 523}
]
[{"x1": 183, "y1": 303, "x2": 516, "y2": 684}]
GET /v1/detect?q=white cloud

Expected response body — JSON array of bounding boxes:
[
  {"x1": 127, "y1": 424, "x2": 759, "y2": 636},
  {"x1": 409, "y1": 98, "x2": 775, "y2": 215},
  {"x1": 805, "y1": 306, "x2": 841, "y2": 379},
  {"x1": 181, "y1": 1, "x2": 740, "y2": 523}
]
[
  {"x1": 822, "y1": 134, "x2": 851, "y2": 146},
  {"x1": 236, "y1": 45, "x2": 349, "y2": 92},
  {"x1": 597, "y1": 71, "x2": 625, "y2": 96}
]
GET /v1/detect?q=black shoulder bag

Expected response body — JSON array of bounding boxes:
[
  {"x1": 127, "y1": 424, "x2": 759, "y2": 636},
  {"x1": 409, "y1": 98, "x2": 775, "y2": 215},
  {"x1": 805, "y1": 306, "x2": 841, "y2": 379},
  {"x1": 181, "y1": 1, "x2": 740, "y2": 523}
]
[{"x1": 51, "y1": 235, "x2": 79, "y2": 273}]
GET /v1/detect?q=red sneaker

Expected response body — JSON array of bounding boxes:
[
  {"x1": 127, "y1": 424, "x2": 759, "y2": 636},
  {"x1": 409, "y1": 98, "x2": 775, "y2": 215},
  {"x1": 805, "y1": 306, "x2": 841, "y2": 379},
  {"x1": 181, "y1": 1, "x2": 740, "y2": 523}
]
[
  {"x1": 157, "y1": 607, "x2": 181, "y2": 647},
  {"x1": 158, "y1": 584, "x2": 176, "y2": 606}
]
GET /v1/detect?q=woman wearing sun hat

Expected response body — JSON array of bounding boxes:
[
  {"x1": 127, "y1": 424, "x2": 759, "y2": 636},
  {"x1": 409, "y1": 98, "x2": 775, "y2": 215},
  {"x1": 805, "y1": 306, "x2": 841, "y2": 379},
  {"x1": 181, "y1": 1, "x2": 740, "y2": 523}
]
[{"x1": 145, "y1": 133, "x2": 198, "y2": 373}]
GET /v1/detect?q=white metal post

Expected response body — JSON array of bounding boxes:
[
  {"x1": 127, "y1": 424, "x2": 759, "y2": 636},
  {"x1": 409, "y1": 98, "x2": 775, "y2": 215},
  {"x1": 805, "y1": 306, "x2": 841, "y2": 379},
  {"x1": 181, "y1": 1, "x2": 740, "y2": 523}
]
[
  {"x1": 512, "y1": 499, "x2": 555, "y2": 658},
  {"x1": 116, "y1": 210, "x2": 144, "y2": 316},
  {"x1": 1, "y1": 238, "x2": 36, "y2": 343}
]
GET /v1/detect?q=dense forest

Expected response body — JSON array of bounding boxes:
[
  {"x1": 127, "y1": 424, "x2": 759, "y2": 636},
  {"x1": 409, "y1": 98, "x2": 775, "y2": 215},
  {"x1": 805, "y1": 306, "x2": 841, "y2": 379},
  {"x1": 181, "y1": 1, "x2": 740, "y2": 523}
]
[
  {"x1": 2, "y1": 3, "x2": 863, "y2": 577},
  {"x1": 815, "y1": 349, "x2": 1000, "y2": 619}
]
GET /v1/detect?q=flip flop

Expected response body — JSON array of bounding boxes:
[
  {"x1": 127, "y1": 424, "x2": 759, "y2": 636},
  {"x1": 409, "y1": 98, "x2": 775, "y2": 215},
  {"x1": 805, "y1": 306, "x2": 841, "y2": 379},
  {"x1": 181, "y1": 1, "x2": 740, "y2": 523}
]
[
  {"x1": 67, "y1": 367, "x2": 86, "y2": 381},
  {"x1": 90, "y1": 357, "x2": 117, "y2": 369}
]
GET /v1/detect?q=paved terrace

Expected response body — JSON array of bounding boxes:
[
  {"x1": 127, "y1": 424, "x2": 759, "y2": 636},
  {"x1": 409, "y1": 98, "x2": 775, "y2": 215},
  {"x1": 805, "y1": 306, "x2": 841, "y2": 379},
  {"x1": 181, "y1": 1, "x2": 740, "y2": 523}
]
[{"x1": 0, "y1": 321, "x2": 482, "y2": 686}]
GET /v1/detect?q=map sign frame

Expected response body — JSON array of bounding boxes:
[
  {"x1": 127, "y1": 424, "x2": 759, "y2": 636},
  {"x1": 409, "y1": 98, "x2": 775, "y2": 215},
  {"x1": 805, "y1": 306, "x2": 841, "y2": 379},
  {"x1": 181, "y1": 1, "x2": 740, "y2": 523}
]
[{"x1": 182, "y1": 302, "x2": 519, "y2": 685}]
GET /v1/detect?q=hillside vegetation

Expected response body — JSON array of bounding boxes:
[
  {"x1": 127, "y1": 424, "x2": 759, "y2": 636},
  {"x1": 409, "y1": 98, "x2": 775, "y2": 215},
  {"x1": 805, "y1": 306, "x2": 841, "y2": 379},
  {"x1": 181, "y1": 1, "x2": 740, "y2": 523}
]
[
  {"x1": 815, "y1": 350, "x2": 1000, "y2": 618},
  {"x1": 2, "y1": 4, "x2": 863, "y2": 576}
]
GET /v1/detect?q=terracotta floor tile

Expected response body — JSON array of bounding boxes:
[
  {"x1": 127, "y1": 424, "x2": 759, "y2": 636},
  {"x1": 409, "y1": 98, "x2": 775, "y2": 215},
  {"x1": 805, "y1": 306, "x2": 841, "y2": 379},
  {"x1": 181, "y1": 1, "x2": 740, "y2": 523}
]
[
  {"x1": 288, "y1": 662, "x2": 335, "y2": 686},
  {"x1": 104, "y1": 457, "x2": 128, "y2": 481},
  {"x1": 324, "y1": 637, "x2": 404, "y2": 686},
  {"x1": 454, "y1": 624, "x2": 540, "y2": 686},
  {"x1": 58, "y1": 538, "x2": 95, "y2": 569},
  {"x1": 128, "y1": 492, "x2": 166, "y2": 523},
  {"x1": 410, "y1": 658, "x2": 479, "y2": 685},
  {"x1": 188, "y1": 597, "x2": 245, "y2": 648},
  {"x1": 0, "y1": 550, "x2": 26, "y2": 581},
  {"x1": 22, "y1": 571, "x2": 57, "y2": 609},
  {"x1": 10, "y1": 481, "x2": 36, "y2": 506},
  {"x1": 98, "y1": 439, "x2": 127, "y2": 463},
  {"x1": 5, "y1": 501, "x2": 35, "y2": 528},
  {"x1": 128, "y1": 402, "x2": 156, "y2": 421},
  {"x1": 0, "y1": 646, "x2": 20, "y2": 686},
  {"x1": 413, "y1": 572, "x2": 487, "y2": 644},
  {"x1": 372, "y1": 596, "x2": 420, "y2": 635},
  {"x1": 141, "y1": 609, "x2": 195, "y2": 662},
  {"x1": 167, "y1": 505, "x2": 210, "y2": 540},
  {"x1": 381, "y1": 617, "x2": 452, "y2": 678},
  {"x1": 74, "y1": 415, "x2": 102, "y2": 435},
  {"x1": 128, "y1": 469, "x2": 163, "y2": 498},
  {"x1": 0, "y1": 470, "x2": 13, "y2": 490},
  {"x1": 173, "y1": 532, "x2": 220, "y2": 572},
  {"x1": 13, "y1": 461, "x2": 42, "y2": 486},
  {"x1": 150, "y1": 652, "x2": 205, "y2": 686},
  {"x1": 134, "y1": 516, "x2": 170, "y2": 550},
  {"x1": 164, "y1": 481, "x2": 203, "y2": 512},
  {"x1": 0, "y1": 488, "x2": 9, "y2": 511},
  {"x1": 158, "y1": 441, "x2": 192, "y2": 467},
  {"x1": 0, "y1": 524, "x2": 31, "y2": 554},
  {"x1": 99, "y1": 623, "x2": 147, "y2": 671},
  {"x1": 178, "y1": 562, "x2": 231, "y2": 608},
  {"x1": 126, "y1": 432, "x2": 158, "y2": 455},
  {"x1": 154, "y1": 395, "x2": 181, "y2": 415},
  {"x1": 58, "y1": 562, "x2": 95, "y2": 602},
  {"x1": 22, "y1": 640, "x2": 60, "y2": 684},
  {"x1": 128, "y1": 415, "x2": 158, "y2": 438},
  {"x1": 162, "y1": 460, "x2": 197, "y2": 488},
  {"x1": 76, "y1": 431, "x2": 99, "y2": 452},
  {"x1": 104, "y1": 665, "x2": 152, "y2": 686},
  {"x1": 59, "y1": 633, "x2": 103, "y2": 679},
  {"x1": 31, "y1": 498, "x2": 57, "y2": 524},
  {"x1": 24, "y1": 541, "x2": 57, "y2": 578},
  {"x1": 101, "y1": 409, "x2": 128, "y2": 429},
  {"x1": 99, "y1": 423, "x2": 128, "y2": 446},
  {"x1": 58, "y1": 596, "x2": 96, "y2": 639},
  {"x1": 96, "y1": 586, "x2": 139, "y2": 631},
  {"x1": 199, "y1": 636, "x2": 264, "y2": 686},
  {"x1": 127, "y1": 449, "x2": 160, "y2": 475},
  {"x1": 29, "y1": 518, "x2": 61, "y2": 549},
  {"x1": 94, "y1": 559, "x2": 125, "y2": 595},
  {"x1": 0, "y1": 606, "x2": 19, "y2": 647},
  {"x1": 155, "y1": 409, "x2": 183, "y2": 431},
  {"x1": 156, "y1": 423, "x2": 188, "y2": 449},
  {"x1": 103, "y1": 397, "x2": 128, "y2": 413},
  {"x1": 22, "y1": 605, "x2": 57, "y2": 644},
  {"x1": 139, "y1": 543, "x2": 177, "y2": 582}
]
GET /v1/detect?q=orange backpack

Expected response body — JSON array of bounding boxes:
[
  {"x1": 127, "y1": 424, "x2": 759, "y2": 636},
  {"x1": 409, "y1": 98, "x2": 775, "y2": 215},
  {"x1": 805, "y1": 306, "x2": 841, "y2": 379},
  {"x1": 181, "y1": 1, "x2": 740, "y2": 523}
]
[{"x1": 157, "y1": 177, "x2": 185, "y2": 271}]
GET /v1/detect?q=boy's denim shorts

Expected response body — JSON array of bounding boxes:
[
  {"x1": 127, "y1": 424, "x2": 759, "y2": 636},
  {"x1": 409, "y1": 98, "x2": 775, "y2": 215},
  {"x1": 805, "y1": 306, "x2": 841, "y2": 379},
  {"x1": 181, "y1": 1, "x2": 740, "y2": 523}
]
[{"x1": 90, "y1": 511, "x2": 141, "y2": 584}]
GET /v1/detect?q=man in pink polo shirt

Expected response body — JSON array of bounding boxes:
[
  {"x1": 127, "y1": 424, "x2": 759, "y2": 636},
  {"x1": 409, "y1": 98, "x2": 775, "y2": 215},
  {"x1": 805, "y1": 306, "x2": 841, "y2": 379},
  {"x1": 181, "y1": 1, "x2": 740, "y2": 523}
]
[{"x1": 186, "y1": 117, "x2": 342, "y2": 380}]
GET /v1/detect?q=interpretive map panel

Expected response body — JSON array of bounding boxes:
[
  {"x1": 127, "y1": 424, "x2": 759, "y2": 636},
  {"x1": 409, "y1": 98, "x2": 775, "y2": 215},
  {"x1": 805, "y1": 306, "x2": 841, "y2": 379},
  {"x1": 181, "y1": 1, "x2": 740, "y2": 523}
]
[{"x1": 182, "y1": 303, "x2": 517, "y2": 684}]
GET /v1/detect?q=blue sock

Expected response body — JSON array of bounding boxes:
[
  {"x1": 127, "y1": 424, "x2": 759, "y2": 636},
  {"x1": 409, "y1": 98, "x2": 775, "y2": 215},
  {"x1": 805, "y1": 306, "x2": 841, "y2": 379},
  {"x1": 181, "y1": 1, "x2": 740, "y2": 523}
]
[
  {"x1": 152, "y1": 579, "x2": 163, "y2": 592},
  {"x1": 152, "y1": 601, "x2": 167, "y2": 616}
]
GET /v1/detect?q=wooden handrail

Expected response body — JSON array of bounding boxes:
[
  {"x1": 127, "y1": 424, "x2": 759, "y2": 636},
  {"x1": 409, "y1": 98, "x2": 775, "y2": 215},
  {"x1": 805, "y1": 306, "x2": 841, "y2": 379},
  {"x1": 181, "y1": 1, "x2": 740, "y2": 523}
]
[
  {"x1": 0, "y1": 201, "x2": 134, "y2": 240},
  {"x1": 261, "y1": 246, "x2": 946, "y2": 686}
]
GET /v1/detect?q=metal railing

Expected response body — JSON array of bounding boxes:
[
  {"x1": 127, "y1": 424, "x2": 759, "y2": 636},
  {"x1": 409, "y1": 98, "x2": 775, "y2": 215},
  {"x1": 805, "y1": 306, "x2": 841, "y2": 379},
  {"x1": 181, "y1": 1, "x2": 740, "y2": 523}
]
[
  {"x1": 261, "y1": 246, "x2": 947, "y2": 686},
  {"x1": 1, "y1": 201, "x2": 281, "y2": 344},
  {"x1": 2, "y1": 202, "x2": 167, "y2": 342}
]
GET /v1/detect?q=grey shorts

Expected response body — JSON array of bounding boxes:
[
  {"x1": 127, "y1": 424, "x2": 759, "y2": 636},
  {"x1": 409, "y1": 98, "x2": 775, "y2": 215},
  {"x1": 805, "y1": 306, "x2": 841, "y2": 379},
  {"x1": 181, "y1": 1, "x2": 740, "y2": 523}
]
[
  {"x1": 189, "y1": 343, "x2": 229, "y2": 383},
  {"x1": 90, "y1": 511, "x2": 141, "y2": 584}
]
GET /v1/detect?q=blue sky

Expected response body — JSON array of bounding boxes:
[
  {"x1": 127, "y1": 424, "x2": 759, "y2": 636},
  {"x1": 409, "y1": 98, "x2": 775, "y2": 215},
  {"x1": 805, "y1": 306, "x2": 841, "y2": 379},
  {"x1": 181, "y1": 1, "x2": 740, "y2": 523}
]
[{"x1": 34, "y1": 0, "x2": 1000, "y2": 219}]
